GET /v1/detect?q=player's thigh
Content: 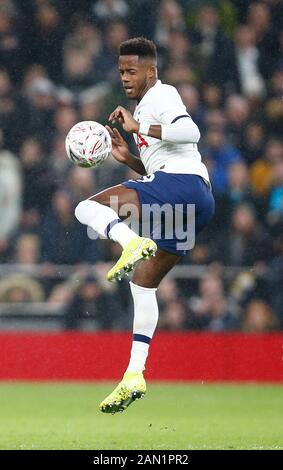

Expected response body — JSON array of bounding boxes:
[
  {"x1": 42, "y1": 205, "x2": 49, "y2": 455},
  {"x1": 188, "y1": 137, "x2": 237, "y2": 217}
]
[
  {"x1": 89, "y1": 184, "x2": 141, "y2": 218},
  {"x1": 132, "y1": 248, "x2": 182, "y2": 288}
]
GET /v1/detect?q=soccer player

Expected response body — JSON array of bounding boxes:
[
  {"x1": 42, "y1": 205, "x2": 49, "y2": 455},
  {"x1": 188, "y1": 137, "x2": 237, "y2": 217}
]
[{"x1": 75, "y1": 37, "x2": 214, "y2": 414}]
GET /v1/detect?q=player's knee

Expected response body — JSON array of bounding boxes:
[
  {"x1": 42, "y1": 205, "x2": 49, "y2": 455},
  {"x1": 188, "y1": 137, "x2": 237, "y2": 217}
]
[{"x1": 75, "y1": 200, "x2": 97, "y2": 225}]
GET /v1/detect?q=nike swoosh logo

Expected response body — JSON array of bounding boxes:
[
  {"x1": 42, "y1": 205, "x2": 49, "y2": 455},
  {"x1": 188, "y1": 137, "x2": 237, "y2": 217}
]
[{"x1": 131, "y1": 242, "x2": 144, "y2": 256}]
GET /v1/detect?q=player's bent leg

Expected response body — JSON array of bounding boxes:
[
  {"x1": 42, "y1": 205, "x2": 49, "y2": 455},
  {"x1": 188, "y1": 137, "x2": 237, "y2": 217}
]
[
  {"x1": 75, "y1": 184, "x2": 157, "y2": 281},
  {"x1": 90, "y1": 185, "x2": 157, "y2": 282}
]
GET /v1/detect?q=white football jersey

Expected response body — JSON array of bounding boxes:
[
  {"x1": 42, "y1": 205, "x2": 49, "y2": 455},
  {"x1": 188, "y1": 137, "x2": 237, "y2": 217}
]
[{"x1": 133, "y1": 80, "x2": 210, "y2": 183}]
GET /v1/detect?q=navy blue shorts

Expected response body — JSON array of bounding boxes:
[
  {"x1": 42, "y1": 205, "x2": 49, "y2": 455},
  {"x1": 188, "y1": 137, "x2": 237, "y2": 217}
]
[{"x1": 122, "y1": 171, "x2": 215, "y2": 256}]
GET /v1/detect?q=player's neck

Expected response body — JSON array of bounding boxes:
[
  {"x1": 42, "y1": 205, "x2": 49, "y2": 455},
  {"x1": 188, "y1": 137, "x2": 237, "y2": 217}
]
[{"x1": 137, "y1": 78, "x2": 158, "y2": 103}]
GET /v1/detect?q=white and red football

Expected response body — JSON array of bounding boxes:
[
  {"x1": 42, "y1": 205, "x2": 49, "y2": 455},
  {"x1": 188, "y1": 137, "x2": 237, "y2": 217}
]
[{"x1": 65, "y1": 121, "x2": 112, "y2": 168}]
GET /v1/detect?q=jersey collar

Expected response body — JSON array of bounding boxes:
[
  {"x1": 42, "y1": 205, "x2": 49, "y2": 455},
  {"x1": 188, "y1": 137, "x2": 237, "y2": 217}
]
[{"x1": 137, "y1": 79, "x2": 161, "y2": 105}]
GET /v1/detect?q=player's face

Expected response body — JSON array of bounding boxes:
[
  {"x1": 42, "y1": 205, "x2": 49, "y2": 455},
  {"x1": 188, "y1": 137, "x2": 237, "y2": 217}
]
[{"x1": 118, "y1": 55, "x2": 156, "y2": 101}]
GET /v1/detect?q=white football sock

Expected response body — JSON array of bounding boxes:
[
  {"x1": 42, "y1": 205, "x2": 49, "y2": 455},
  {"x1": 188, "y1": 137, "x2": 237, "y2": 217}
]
[
  {"x1": 75, "y1": 199, "x2": 139, "y2": 248},
  {"x1": 126, "y1": 281, "x2": 159, "y2": 373}
]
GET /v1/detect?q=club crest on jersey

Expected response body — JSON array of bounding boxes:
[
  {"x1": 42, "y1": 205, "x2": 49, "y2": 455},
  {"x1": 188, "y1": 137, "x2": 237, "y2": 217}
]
[{"x1": 137, "y1": 133, "x2": 149, "y2": 149}]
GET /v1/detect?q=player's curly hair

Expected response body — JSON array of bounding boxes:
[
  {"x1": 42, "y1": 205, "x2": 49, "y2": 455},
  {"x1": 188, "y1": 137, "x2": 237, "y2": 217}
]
[{"x1": 119, "y1": 37, "x2": 157, "y2": 59}]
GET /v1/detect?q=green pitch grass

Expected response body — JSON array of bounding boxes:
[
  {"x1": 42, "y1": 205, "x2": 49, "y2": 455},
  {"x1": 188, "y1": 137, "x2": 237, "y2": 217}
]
[{"x1": 0, "y1": 382, "x2": 282, "y2": 450}]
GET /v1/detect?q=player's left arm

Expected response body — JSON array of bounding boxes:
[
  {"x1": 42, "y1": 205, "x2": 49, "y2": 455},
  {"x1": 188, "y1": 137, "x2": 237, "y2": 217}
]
[{"x1": 109, "y1": 105, "x2": 200, "y2": 143}]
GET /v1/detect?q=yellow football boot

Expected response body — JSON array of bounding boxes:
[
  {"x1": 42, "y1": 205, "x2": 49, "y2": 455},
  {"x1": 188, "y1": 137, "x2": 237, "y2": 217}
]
[
  {"x1": 99, "y1": 372, "x2": 146, "y2": 414},
  {"x1": 107, "y1": 237, "x2": 157, "y2": 282}
]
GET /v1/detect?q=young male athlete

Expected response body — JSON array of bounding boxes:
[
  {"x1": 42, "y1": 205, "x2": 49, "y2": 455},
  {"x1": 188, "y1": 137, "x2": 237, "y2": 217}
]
[{"x1": 75, "y1": 37, "x2": 214, "y2": 414}]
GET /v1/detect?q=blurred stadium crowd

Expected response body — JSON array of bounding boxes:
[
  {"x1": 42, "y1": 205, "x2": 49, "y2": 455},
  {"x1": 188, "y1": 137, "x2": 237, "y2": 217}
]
[{"x1": 0, "y1": 0, "x2": 282, "y2": 332}]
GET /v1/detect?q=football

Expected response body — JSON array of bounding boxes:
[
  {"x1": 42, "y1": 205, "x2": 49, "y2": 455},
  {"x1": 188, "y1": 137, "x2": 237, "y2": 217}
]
[{"x1": 65, "y1": 121, "x2": 112, "y2": 168}]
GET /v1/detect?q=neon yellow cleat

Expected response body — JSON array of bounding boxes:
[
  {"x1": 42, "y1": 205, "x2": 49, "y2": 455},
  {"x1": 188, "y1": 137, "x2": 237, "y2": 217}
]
[
  {"x1": 107, "y1": 237, "x2": 157, "y2": 282},
  {"x1": 99, "y1": 372, "x2": 146, "y2": 414}
]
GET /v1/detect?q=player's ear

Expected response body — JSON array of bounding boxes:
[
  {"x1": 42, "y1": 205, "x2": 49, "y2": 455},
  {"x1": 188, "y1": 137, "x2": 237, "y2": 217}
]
[{"x1": 148, "y1": 65, "x2": 156, "y2": 79}]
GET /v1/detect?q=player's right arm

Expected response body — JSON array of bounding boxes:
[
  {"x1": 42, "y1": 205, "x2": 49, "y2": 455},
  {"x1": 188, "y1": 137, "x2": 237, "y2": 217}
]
[{"x1": 105, "y1": 125, "x2": 146, "y2": 175}]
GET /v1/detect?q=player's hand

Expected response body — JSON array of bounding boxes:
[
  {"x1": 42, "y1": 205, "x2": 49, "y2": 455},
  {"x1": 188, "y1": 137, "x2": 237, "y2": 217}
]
[
  {"x1": 109, "y1": 106, "x2": 139, "y2": 133},
  {"x1": 105, "y1": 125, "x2": 130, "y2": 163}
]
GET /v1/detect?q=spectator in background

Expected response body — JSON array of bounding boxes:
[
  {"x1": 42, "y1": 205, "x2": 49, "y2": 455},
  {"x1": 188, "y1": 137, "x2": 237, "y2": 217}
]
[
  {"x1": 232, "y1": 24, "x2": 266, "y2": 100},
  {"x1": 229, "y1": 269, "x2": 257, "y2": 306},
  {"x1": 62, "y1": 44, "x2": 96, "y2": 93},
  {"x1": 202, "y1": 83, "x2": 223, "y2": 111},
  {"x1": 265, "y1": 138, "x2": 283, "y2": 165},
  {"x1": 160, "y1": 11, "x2": 196, "y2": 85},
  {"x1": 78, "y1": 84, "x2": 111, "y2": 124},
  {"x1": 65, "y1": 21, "x2": 102, "y2": 59},
  {"x1": 53, "y1": 0, "x2": 92, "y2": 22},
  {"x1": 265, "y1": 224, "x2": 283, "y2": 326},
  {"x1": 204, "y1": 108, "x2": 226, "y2": 132},
  {"x1": 225, "y1": 94, "x2": 250, "y2": 150},
  {"x1": 92, "y1": 0, "x2": 129, "y2": 24},
  {"x1": 249, "y1": 139, "x2": 281, "y2": 198},
  {"x1": 13, "y1": 233, "x2": 41, "y2": 266},
  {"x1": 202, "y1": 127, "x2": 242, "y2": 194},
  {"x1": 53, "y1": 105, "x2": 78, "y2": 139},
  {"x1": 67, "y1": 166, "x2": 96, "y2": 204},
  {"x1": 65, "y1": 275, "x2": 119, "y2": 330},
  {"x1": 265, "y1": 0, "x2": 283, "y2": 32},
  {"x1": 95, "y1": 20, "x2": 129, "y2": 84},
  {"x1": 265, "y1": 63, "x2": 283, "y2": 136},
  {"x1": 241, "y1": 120, "x2": 266, "y2": 166},
  {"x1": 178, "y1": 83, "x2": 205, "y2": 130},
  {"x1": 23, "y1": 76, "x2": 56, "y2": 148},
  {"x1": 242, "y1": 298, "x2": 277, "y2": 332},
  {"x1": 266, "y1": 147, "x2": 283, "y2": 225},
  {"x1": 188, "y1": 273, "x2": 239, "y2": 331},
  {"x1": 127, "y1": 0, "x2": 159, "y2": 38},
  {"x1": 162, "y1": 30, "x2": 197, "y2": 85},
  {"x1": 21, "y1": 64, "x2": 49, "y2": 95},
  {"x1": 29, "y1": 1, "x2": 66, "y2": 82},
  {"x1": 50, "y1": 134, "x2": 72, "y2": 186},
  {"x1": 0, "y1": 68, "x2": 24, "y2": 151},
  {"x1": 187, "y1": 232, "x2": 213, "y2": 266},
  {"x1": 189, "y1": 4, "x2": 234, "y2": 89},
  {"x1": 163, "y1": 57, "x2": 195, "y2": 87},
  {"x1": 41, "y1": 189, "x2": 99, "y2": 265},
  {"x1": 246, "y1": 2, "x2": 280, "y2": 79},
  {"x1": 10, "y1": 233, "x2": 49, "y2": 294},
  {"x1": 0, "y1": 274, "x2": 45, "y2": 303},
  {"x1": 0, "y1": 0, "x2": 24, "y2": 83},
  {"x1": 227, "y1": 161, "x2": 254, "y2": 206},
  {"x1": 62, "y1": 20, "x2": 105, "y2": 91},
  {"x1": 0, "y1": 141, "x2": 22, "y2": 260},
  {"x1": 157, "y1": 277, "x2": 180, "y2": 311},
  {"x1": 20, "y1": 136, "x2": 55, "y2": 220},
  {"x1": 159, "y1": 299, "x2": 189, "y2": 331},
  {"x1": 154, "y1": 0, "x2": 185, "y2": 49},
  {"x1": 214, "y1": 203, "x2": 272, "y2": 266},
  {"x1": 164, "y1": 30, "x2": 191, "y2": 67},
  {"x1": 278, "y1": 30, "x2": 283, "y2": 70},
  {"x1": 212, "y1": 161, "x2": 257, "y2": 234}
]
